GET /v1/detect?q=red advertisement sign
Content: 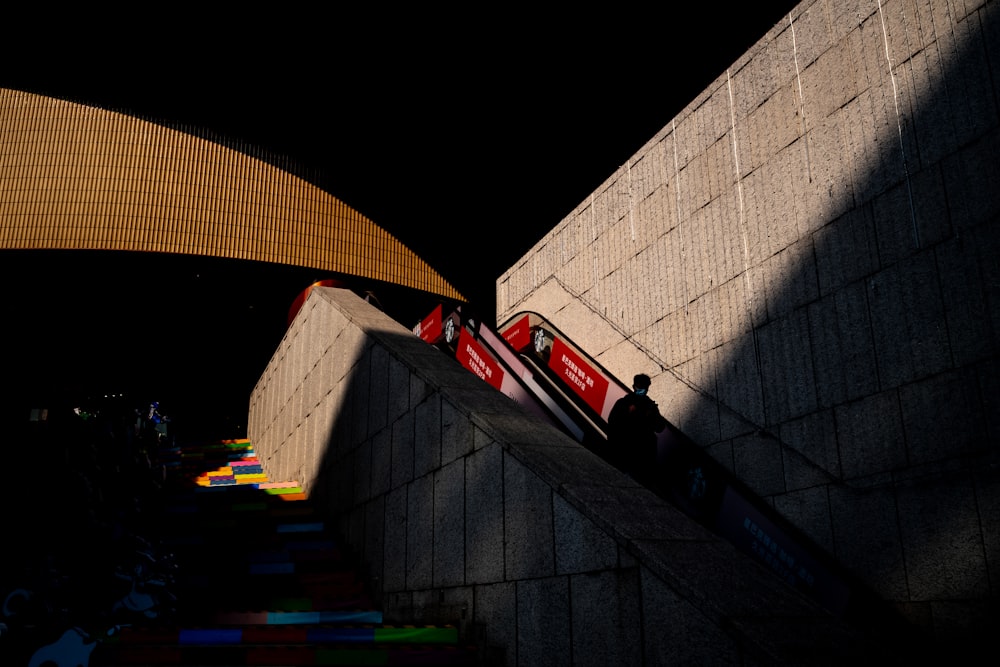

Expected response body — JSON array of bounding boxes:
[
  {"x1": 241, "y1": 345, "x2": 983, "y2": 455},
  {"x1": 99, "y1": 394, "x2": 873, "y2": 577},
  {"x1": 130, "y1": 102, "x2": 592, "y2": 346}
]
[
  {"x1": 549, "y1": 337, "x2": 609, "y2": 415},
  {"x1": 415, "y1": 304, "x2": 443, "y2": 343},
  {"x1": 456, "y1": 327, "x2": 504, "y2": 390},
  {"x1": 501, "y1": 314, "x2": 532, "y2": 352}
]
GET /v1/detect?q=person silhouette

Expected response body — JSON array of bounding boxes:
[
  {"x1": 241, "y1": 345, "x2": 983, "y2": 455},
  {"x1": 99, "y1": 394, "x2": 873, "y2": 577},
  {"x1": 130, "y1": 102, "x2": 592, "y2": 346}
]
[{"x1": 607, "y1": 374, "x2": 667, "y2": 482}]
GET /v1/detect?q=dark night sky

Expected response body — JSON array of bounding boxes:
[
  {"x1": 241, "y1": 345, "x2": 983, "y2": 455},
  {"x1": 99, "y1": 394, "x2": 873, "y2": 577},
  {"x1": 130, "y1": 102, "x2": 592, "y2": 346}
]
[{"x1": 1, "y1": 5, "x2": 799, "y2": 437}]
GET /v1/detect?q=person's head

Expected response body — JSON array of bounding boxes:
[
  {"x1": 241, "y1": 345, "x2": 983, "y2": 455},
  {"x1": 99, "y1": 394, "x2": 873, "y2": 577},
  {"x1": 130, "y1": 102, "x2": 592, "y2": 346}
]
[{"x1": 633, "y1": 374, "x2": 651, "y2": 394}]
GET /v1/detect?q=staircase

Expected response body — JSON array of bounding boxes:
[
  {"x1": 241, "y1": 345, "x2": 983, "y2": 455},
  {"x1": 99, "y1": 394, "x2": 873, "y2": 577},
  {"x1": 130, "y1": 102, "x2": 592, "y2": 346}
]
[
  {"x1": 2, "y1": 434, "x2": 479, "y2": 666},
  {"x1": 101, "y1": 438, "x2": 479, "y2": 666}
]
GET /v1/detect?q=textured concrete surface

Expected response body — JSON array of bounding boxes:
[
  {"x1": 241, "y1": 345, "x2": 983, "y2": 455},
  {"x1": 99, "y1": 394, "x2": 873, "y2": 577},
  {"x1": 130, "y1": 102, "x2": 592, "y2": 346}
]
[
  {"x1": 248, "y1": 287, "x2": 906, "y2": 665},
  {"x1": 498, "y1": 0, "x2": 1000, "y2": 652}
]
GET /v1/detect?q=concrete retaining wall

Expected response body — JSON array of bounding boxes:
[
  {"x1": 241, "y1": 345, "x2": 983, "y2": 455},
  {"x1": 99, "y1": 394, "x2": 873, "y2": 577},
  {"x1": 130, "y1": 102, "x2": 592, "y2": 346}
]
[
  {"x1": 497, "y1": 0, "x2": 1000, "y2": 648},
  {"x1": 248, "y1": 287, "x2": 899, "y2": 666}
]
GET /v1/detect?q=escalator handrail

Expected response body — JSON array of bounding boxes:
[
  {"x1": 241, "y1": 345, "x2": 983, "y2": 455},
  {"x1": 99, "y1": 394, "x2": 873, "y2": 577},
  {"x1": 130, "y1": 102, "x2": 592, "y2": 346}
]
[{"x1": 495, "y1": 310, "x2": 878, "y2": 624}]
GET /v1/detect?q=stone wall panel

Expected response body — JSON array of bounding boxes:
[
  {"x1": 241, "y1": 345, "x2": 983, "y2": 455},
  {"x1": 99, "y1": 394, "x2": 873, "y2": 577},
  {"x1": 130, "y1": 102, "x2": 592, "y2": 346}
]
[{"x1": 249, "y1": 286, "x2": 904, "y2": 664}]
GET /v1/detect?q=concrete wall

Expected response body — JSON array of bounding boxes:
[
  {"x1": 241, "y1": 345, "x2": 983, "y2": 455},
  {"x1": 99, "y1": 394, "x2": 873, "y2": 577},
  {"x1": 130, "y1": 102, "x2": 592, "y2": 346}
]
[
  {"x1": 497, "y1": 0, "x2": 1000, "y2": 648},
  {"x1": 248, "y1": 287, "x2": 900, "y2": 666}
]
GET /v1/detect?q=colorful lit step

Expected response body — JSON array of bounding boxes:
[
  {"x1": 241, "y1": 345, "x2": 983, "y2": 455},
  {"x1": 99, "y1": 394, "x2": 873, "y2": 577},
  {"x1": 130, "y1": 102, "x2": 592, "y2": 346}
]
[
  {"x1": 207, "y1": 609, "x2": 384, "y2": 625},
  {"x1": 111, "y1": 625, "x2": 458, "y2": 645}
]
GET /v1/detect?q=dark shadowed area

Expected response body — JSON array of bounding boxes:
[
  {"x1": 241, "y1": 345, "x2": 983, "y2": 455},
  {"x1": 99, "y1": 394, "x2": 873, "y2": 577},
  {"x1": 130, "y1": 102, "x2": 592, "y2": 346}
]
[{"x1": 0, "y1": 5, "x2": 799, "y2": 439}]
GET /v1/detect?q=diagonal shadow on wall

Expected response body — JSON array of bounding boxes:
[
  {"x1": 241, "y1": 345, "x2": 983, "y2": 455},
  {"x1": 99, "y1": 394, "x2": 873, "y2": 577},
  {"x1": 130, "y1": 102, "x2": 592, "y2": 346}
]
[
  {"x1": 613, "y1": 0, "x2": 1000, "y2": 648},
  {"x1": 494, "y1": 0, "x2": 998, "y2": 654}
]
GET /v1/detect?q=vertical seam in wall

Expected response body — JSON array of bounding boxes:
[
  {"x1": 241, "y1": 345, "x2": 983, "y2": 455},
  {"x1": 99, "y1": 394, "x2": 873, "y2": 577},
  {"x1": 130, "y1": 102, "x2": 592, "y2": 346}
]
[
  {"x1": 979, "y1": 2, "x2": 1000, "y2": 122},
  {"x1": 405, "y1": 478, "x2": 412, "y2": 591},
  {"x1": 863, "y1": 264, "x2": 884, "y2": 391},
  {"x1": 533, "y1": 248, "x2": 537, "y2": 288},
  {"x1": 431, "y1": 466, "x2": 438, "y2": 591},
  {"x1": 501, "y1": 452, "x2": 517, "y2": 666},
  {"x1": 932, "y1": 188, "x2": 960, "y2": 370},
  {"x1": 970, "y1": 468, "x2": 993, "y2": 596},
  {"x1": 888, "y1": 464, "x2": 911, "y2": 600},
  {"x1": 591, "y1": 194, "x2": 597, "y2": 296},
  {"x1": 877, "y1": 0, "x2": 920, "y2": 248},
  {"x1": 551, "y1": 489, "x2": 570, "y2": 661},
  {"x1": 671, "y1": 119, "x2": 689, "y2": 314},
  {"x1": 727, "y1": 67, "x2": 767, "y2": 424},
  {"x1": 501, "y1": 450, "x2": 508, "y2": 583},
  {"x1": 727, "y1": 69, "x2": 752, "y2": 308},
  {"x1": 627, "y1": 159, "x2": 635, "y2": 242},
  {"x1": 590, "y1": 193, "x2": 596, "y2": 241},
  {"x1": 791, "y1": 13, "x2": 814, "y2": 184},
  {"x1": 463, "y1": 455, "x2": 468, "y2": 591},
  {"x1": 894, "y1": 384, "x2": 912, "y2": 467}
]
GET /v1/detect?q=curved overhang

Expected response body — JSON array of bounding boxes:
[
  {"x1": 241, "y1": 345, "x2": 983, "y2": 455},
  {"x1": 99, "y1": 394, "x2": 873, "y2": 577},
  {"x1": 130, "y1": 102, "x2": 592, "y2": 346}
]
[{"x1": 0, "y1": 88, "x2": 465, "y2": 302}]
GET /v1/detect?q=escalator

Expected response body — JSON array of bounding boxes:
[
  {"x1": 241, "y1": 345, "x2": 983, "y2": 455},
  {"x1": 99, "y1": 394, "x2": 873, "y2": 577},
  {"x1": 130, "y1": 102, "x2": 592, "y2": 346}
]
[
  {"x1": 414, "y1": 305, "x2": 607, "y2": 454},
  {"x1": 415, "y1": 305, "x2": 903, "y2": 635}
]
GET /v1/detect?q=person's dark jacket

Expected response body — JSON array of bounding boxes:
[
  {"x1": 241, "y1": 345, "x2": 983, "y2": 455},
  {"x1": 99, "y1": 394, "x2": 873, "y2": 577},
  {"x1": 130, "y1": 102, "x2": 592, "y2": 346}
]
[{"x1": 608, "y1": 392, "x2": 667, "y2": 477}]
